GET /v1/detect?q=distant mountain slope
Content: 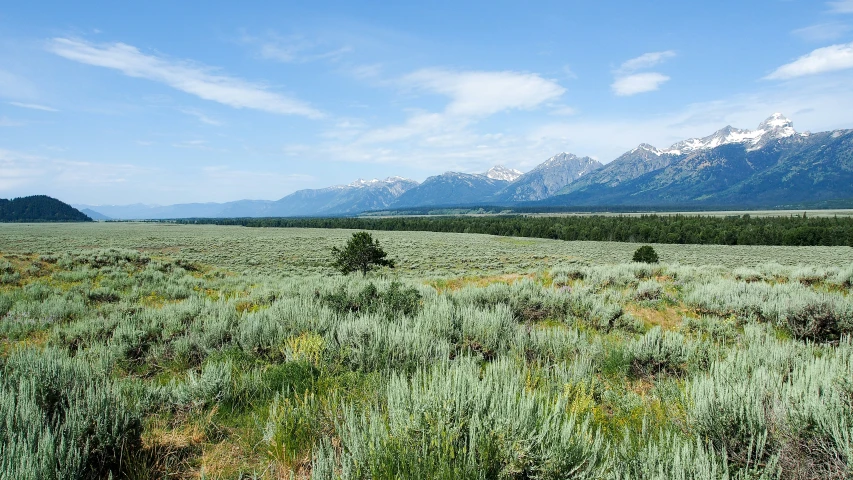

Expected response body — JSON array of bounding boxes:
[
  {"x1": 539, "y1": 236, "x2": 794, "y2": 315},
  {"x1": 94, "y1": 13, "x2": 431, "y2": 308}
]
[
  {"x1": 703, "y1": 129, "x2": 853, "y2": 206},
  {"x1": 556, "y1": 145, "x2": 678, "y2": 196},
  {"x1": 269, "y1": 177, "x2": 419, "y2": 216},
  {"x1": 80, "y1": 208, "x2": 111, "y2": 221},
  {"x1": 392, "y1": 172, "x2": 508, "y2": 208},
  {"x1": 494, "y1": 153, "x2": 602, "y2": 202},
  {"x1": 75, "y1": 202, "x2": 240, "y2": 220},
  {"x1": 542, "y1": 114, "x2": 853, "y2": 207},
  {"x1": 1, "y1": 195, "x2": 92, "y2": 222},
  {"x1": 79, "y1": 177, "x2": 418, "y2": 219}
]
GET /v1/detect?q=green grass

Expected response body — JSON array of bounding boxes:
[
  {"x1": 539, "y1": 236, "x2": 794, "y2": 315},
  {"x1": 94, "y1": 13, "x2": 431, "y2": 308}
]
[{"x1": 0, "y1": 223, "x2": 852, "y2": 479}]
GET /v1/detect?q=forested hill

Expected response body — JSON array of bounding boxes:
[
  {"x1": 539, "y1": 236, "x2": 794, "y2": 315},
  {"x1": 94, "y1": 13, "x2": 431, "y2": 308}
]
[
  {"x1": 0, "y1": 195, "x2": 92, "y2": 222},
  {"x1": 170, "y1": 214, "x2": 853, "y2": 247}
]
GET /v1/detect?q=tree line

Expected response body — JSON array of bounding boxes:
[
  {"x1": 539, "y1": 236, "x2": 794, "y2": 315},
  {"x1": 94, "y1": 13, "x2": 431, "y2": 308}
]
[{"x1": 166, "y1": 214, "x2": 853, "y2": 247}]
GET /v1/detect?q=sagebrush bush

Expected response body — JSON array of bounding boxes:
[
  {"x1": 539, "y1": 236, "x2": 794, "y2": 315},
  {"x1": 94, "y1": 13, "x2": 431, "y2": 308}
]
[
  {"x1": 0, "y1": 348, "x2": 142, "y2": 479},
  {"x1": 2, "y1": 233, "x2": 852, "y2": 478}
]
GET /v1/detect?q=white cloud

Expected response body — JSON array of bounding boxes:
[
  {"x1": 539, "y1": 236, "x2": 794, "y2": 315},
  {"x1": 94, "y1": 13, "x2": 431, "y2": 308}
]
[
  {"x1": 402, "y1": 69, "x2": 565, "y2": 117},
  {"x1": 828, "y1": 1, "x2": 853, "y2": 13},
  {"x1": 9, "y1": 102, "x2": 58, "y2": 112},
  {"x1": 47, "y1": 37, "x2": 324, "y2": 118},
  {"x1": 617, "y1": 51, "x2": 676, "y2": 74},
  {"x1": 766, "y1": 42, "x2": 853, "y2": 79},
  {"x1": 611, "y1": 73, "x2": 671, "y2": 96},
  {"x1": 792, "y1": 23, "x2": 852, "y2": 42},
  {"x1": 611, "y1": 51, "x2": 675, "y2": 96},
  {"x1": 352, "y1": 69, "x2": 565, "y2": 146}
]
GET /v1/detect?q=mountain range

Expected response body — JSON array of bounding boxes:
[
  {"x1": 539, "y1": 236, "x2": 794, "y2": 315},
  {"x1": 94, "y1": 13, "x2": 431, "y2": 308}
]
[{"x1": 76, "y1": 114, "x2": 853, "y2": 219}]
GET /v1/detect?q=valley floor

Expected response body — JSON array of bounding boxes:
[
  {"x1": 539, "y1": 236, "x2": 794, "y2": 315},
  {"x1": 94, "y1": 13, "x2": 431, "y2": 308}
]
[{"x1": 0, "y1": 223, "x2": 852, "y2": 479}]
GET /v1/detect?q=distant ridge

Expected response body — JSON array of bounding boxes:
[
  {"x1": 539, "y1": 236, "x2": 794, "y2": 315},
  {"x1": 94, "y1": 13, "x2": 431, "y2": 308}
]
[
  {"x1": 0, "y1": 195, "x2": 92, "y2": 222},
  {"x1": 78, "y1": 113, "x2": 853, "y2": 218},
  {"x1": 80, "y1": 208, "x2": 111, "y2": 221}
]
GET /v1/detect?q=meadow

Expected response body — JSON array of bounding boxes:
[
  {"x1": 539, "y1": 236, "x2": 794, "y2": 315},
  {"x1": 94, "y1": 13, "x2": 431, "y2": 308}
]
[{"x1": 1, "y1": 223, "x2": 852, "y2": 479}]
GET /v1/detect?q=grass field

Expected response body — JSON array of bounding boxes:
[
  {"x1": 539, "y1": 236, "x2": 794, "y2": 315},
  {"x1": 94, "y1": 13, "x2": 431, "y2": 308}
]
[
  {"x1": 1, "y1": 223, "x2": 852, "y2": 479},
  {"x1": 2, "y1": 223, "x2": 852, "y2": 276}
]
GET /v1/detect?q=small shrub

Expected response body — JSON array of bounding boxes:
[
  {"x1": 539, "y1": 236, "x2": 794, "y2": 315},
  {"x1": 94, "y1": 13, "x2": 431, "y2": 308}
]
[
  {"x1": 632, "y1": 245, "x2": 659, "y2": 264},
  {"x1": 319, "y1": 281, "x2": 421, "y2": 319}
]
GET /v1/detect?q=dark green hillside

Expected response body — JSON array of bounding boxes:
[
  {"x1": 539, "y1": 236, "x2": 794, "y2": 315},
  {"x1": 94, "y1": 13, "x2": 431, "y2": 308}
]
[{"x1": 0, "y1": 195, "x2": 92, "y2": 222}]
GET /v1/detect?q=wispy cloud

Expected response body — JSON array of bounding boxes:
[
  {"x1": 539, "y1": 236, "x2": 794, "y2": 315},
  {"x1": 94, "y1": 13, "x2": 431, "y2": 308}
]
[
  {"x1": 402, "y1": 69, "x2": 565, "y2": 117},
  {"x1": 47, "y1": 37, "x2": 324, "y2": 118},
  {"x1": 9, "y1": 102, "x2": 58, "y2": 112},
  {"x1": 792, "y1": 23, "x2": 852, "y2": 42},
  {"x1": 179, "y1": 108, "x2": 222, "y2": 126},
  {"x1": 765, "y1": 41, "x2": 853, "y2": 79},
  {"x1": 616, "y1": 50, "x2": 677, "y2": 75},
  {"x1": 171, "y1": 139, "x2": 212, "y2": 150},
  {"x1": 612, "y1": 72, "x2": 671, "y2": 96},
  {"x1": 611, "y1": 51, "x2": 675, "y2": 96},
  {"x1": 241, "y1": 32, "x2": 352, "y2": 63},
  {"x1": 827, "y1": 0, "x2": 853, "y2": 13}
]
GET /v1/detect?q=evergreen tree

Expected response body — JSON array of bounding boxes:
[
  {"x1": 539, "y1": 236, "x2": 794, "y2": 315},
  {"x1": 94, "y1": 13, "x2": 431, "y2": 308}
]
[
  {"x1": 331, "y1": 231, "x2": 395, "y2": 276},
  {"x1": 633, "y1": 245, "x2": 659, "y2": 263}
]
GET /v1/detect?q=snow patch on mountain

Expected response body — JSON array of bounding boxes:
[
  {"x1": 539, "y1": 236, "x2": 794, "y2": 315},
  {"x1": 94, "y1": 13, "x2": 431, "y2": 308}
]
[
  {"x1": 485, "y1": 165, "x2": 523, "y2": 182},
  {"x1": 660, "y1": 113, "x2": 798, "y2": 155}
]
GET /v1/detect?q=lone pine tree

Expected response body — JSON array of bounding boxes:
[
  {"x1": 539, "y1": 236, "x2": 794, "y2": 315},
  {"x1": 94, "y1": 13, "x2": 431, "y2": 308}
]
[{"x1": 331, "y1": 231, "x2": 395, "y2": 276}]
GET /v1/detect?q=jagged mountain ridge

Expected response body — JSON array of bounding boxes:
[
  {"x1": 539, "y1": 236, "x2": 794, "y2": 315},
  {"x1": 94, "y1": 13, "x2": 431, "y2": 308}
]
[
  {"x1": 392, "y1": 172, "x2": 509, "y2": 208},
  {"x1": 266, "y1": 177, "x2": 419, "y2": 216},
  {"x1": 78, "y1": 113, "x2": 853, "y2": 217},
  {"x1": 493, "y1": 153, "x2": 603, "y2": 202},
  {"x1": 546, "y1": 114, "x2": 853, "y2": 207}
]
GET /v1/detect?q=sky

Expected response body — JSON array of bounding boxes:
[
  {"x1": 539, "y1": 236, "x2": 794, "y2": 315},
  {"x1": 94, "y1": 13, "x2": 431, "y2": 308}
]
[{"x1": 2, "y1": 0, "x2": 853, "y2": 205}]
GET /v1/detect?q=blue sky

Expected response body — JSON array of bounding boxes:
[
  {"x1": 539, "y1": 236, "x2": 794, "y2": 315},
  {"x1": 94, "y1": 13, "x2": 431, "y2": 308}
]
[{"x1": 2, "y1": 0, "x2": 853, "y2": 205}]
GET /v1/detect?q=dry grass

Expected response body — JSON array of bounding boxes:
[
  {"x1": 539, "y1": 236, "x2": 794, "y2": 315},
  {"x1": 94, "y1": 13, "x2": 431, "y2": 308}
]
[
  {"x1": 626, "y1": 304, "x2": 685, "y2": 331},
  {"x1": 429, "y1": 273, "x2": 536, "y2": 292}
]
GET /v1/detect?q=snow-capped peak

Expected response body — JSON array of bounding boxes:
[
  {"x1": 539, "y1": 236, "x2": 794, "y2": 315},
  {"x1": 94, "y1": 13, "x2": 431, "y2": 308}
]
[
  {"x1": 345, "y1": 176, "x2": 416, "y2": 189},
  {"x1": 485, "y1": 165, "x2": 523, "y2": 182},
  {"x1": 540, "y1": 152, "x2": 580, "y2": 167},
  {"x1": 348, "y1": 178, "x2": 381, "y2": 188},
  {"x1": 631, "y1": 143, "x2": 664, "y2": 155},
  {"x1": 758, "y1": 113, "x2": 793, "y2": 131},
  {"x1": 660, "y1": 113, "x2": 797, "y2": 155}
]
